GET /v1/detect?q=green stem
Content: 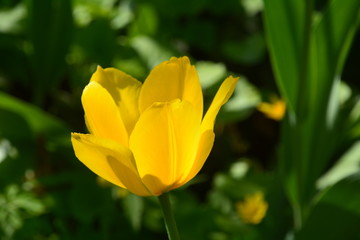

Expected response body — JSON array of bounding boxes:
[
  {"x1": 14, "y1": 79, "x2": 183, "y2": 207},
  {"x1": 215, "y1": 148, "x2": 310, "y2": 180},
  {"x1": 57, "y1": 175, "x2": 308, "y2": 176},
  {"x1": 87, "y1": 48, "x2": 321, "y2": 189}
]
[{"x1": 158, "y1": 192, "x2": 180, "y2": 240}]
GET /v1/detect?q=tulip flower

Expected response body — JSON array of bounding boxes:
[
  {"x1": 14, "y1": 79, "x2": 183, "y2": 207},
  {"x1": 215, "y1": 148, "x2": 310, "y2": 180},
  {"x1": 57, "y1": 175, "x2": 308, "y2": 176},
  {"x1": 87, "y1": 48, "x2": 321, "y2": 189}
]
[
  {"x1": 257, "y1": 96, "x2": 286, "y2": 121},
  {"x1": 71, "y1": 56, "x2": 238, "y2": 197},
  {"x1": 236, "y1": 192, "x2": 268, "y2": 224}
]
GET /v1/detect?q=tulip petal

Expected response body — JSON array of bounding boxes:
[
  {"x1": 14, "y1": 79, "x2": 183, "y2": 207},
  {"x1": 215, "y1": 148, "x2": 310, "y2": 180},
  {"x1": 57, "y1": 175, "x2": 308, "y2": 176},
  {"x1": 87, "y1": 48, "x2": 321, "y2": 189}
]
[
  {"x1": 90, "y1": 66, "x2": 142, "y2": 134},
  {"x1": 174, "y1": 130, "x2": 215, "y2": 188},
  {"x1": 139, "y1": 57, "x2": 203, "y2": 118},
  {"x1": 129, "y1": 100, "x2": 201, "y2": 195},
  {"x1": 82, "y1": 81, "x2": 128, "y2": 146},
  {"x1": 201, "y1": 76, "x2": 238, "y2": 132},
  {"x1": 71, "y1": 133, "x2": 151, "y2": 196}
]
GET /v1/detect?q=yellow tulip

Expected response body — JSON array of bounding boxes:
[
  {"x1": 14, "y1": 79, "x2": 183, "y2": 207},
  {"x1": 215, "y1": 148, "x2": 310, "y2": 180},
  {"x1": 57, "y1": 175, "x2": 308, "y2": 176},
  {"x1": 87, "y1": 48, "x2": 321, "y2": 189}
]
[
  {"x1": 236, "y1": 192, "x2": 268, "y2": 224},
  {"x1": 71, "y1": 56, "x2": 238, "y2": 196},
  {"x1": 257, "y1": 96, "x2": 286, "y2": 121}
]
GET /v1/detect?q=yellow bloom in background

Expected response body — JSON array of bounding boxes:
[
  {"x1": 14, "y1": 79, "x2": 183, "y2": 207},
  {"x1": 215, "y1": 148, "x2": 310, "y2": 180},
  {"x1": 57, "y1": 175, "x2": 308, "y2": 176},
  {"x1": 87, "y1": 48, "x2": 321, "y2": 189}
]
[
  {"x1": 257, "y1": 96, "x2": 286, "y2": 121},
  {"x1": 236, "y1": 192, "x2": 268, "y2": 224},
  {"x1": 71, "y1": 56, "x2": 238, "y2": 196}
]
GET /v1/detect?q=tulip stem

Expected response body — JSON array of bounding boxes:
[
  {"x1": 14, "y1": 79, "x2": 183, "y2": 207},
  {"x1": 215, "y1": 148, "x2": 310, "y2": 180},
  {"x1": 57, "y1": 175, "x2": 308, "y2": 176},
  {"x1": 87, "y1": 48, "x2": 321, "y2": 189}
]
[{"x1": 158, "y1": 192, "x2": 180, "y2": 240}]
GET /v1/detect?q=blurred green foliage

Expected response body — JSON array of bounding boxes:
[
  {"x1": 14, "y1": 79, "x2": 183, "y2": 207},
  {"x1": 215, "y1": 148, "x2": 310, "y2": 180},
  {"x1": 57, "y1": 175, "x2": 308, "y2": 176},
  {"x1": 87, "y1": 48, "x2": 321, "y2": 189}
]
[{"x1": 0, "y1": 0, "x2": 359, "y2": 239}]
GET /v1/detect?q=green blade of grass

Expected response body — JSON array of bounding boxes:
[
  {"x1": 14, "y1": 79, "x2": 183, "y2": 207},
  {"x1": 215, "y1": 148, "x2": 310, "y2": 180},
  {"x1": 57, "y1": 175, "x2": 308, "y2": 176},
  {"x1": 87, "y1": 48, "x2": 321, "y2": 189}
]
[
  {"x1": 303, "y1": 0, "x2": 360, "y2": 200},
  {"x1": 263, "y1": 0, "x2": 307, "y2": 116},
  {"x1": 308, "y1": 0, "x2": 360, "y2": 123}
]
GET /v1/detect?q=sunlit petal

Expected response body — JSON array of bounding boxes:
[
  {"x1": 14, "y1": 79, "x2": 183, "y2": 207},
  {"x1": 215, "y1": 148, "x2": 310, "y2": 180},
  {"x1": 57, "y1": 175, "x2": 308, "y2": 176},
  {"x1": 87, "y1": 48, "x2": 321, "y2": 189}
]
[
  {"x1": 129, "y1": 99, "x2": 201, "y2": 195},
  {"x1": 71, "y1": 133, "x2": 151, "y2": 196},
  {"x1": 201, "y1": 76, "x2": 238, "y2": 132},
  {"x1": 90, "y1": 66, "x2": 142, "y2": 134},
  {"x1": 82, "y1": 81, "x2": 128, "y2": 146},
  {"x1": 139, "y1": 57, "x2": 203, "y2": 118}
]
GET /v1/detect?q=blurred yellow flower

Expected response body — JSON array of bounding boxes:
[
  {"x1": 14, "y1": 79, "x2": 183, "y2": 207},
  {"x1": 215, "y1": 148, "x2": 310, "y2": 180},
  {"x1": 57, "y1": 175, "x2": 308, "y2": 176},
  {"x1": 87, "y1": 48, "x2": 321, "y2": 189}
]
[
  {"x1": 236, "y1": 192, "x2": 268, "y2": 224},
  {"x1": 257, "y1": 97, "x2": 286, "y2": 120},
  {"x1": 71, "y1": 56, "x2": 238, "y2": 196}
]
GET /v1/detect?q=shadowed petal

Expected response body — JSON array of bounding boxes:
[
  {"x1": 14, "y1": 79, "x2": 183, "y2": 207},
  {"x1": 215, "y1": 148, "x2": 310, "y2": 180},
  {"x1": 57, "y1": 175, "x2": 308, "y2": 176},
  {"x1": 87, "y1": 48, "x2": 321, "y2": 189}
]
[
  {"x1": 175, "y1": 77, "x2": 238, "y2": 187},
  {"x1": 129, "y1": 100, "x2": 201, "y2": 195},
  {"x1": 139, "y1": 57, "x2": 203, "y2": 118},
  {"x1": 173, "y1": 130, "x2": 215, "y2": 188},
  {"x1": 71, "y1": 133, "x2": 151, "y2": 196},
  {"x1": 90, "y1": 66, "x2": 142, "y2": 134},
  {"x1": 82, "y1": 81, "x2": 128, "y2": 146}
]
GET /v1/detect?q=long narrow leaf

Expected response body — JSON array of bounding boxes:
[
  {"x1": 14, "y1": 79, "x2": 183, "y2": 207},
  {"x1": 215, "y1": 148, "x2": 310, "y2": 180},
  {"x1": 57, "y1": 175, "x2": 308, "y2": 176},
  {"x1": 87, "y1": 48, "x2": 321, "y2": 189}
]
[
  {"x1": 308, "y1": 0, "x2": 360, "y2": 121},
  {"x1": 304, "y1": 0, "x2": 360, "y2": 195},
  {"x1": 263, "y1": 0, "x2": 306, "y2": 115}
]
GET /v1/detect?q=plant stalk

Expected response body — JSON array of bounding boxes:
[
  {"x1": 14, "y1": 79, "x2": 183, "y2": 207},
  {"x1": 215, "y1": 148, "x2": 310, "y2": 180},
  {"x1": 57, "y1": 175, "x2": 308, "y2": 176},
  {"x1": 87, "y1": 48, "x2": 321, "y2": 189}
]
[{"x1": 158, "y1": 192, "x2": 180, "y2": 240}]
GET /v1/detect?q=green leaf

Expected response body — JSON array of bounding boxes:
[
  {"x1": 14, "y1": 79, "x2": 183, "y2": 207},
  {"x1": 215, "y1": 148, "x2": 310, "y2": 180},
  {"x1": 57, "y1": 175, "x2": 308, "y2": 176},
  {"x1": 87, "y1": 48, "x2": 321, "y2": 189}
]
[
  {"x1": 265, "y1": 0, "x2": 360, "y2": 221},
  {"x1": 72, "y1": 0, "x2": 118, "y2": 27},
  {"x1": 111, "y1": 0, "x2": 134, "y2": 29},
  {"x1": 122, "y1": 193, "x2": 144, "y2": 231},
  {"x1": 308, "y1": 0, "x2": 360, "y2": 126},
  {"x1": 77, "y1": 18, "x2": 117, "y2": 67},
  {"x1": 300, "y1": 0, "x2": 360, "y2": 203},
  {"x1": 0, "y1": 109, "x2": 35, "y2": 187},
  {"x1": 317, "y1": 140, "x2": 360, "y2": 189},
  {"x1": 263, "y1": 0, "x2": 307, "y2": 114},
  {"x1": 241, "y1": 0, "x2": 263, "y2": 16},
  {"x1": 297, "y1": 175, "x2": 360, "y2": 239},
  {"x1": 348, "y1": 97, "x2": 360, "y2": 140},
  {"x1": 0, "y1": 92, "x2": 68, "y2": 140},
  {"x1": 196, "y1": 61, "x2": 227, "y2": 89},
  {"x1": 114, "y1": 57, "x2": 147, "y2": 80},
  {"x1": 0, "y1": 185, "x2": 46, "y2": 239},
  {"x1": 13, "y1": 193, "x2": 45, "y2": 215},
  {"x1": 130, "y1": 35, "x2": 173, "y2": 69},
  {"x1": 69, "y1": 178, "x2": 111, "y2": 224},
  {"x1": 27, "y1": 0, "x2": 73, "y2": 105},
  {"x1": 0, "y1": 108, "x2": 33, "y2": 142},
  {"x1": 297, "y1": 202, "x2": 360, "y2": 240},
  {"x1": 320, "y1": 174, "x2": 360, "y2": 216},
  {"x1": 222, "y1": 33, "x2": 266, "y2": 65},
  {"x1": 129, "y1": 4, "x2": 158, "y2": 37},
  {"x1": 0, "y1": 3, "x2": 26, "y2": 33}
]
